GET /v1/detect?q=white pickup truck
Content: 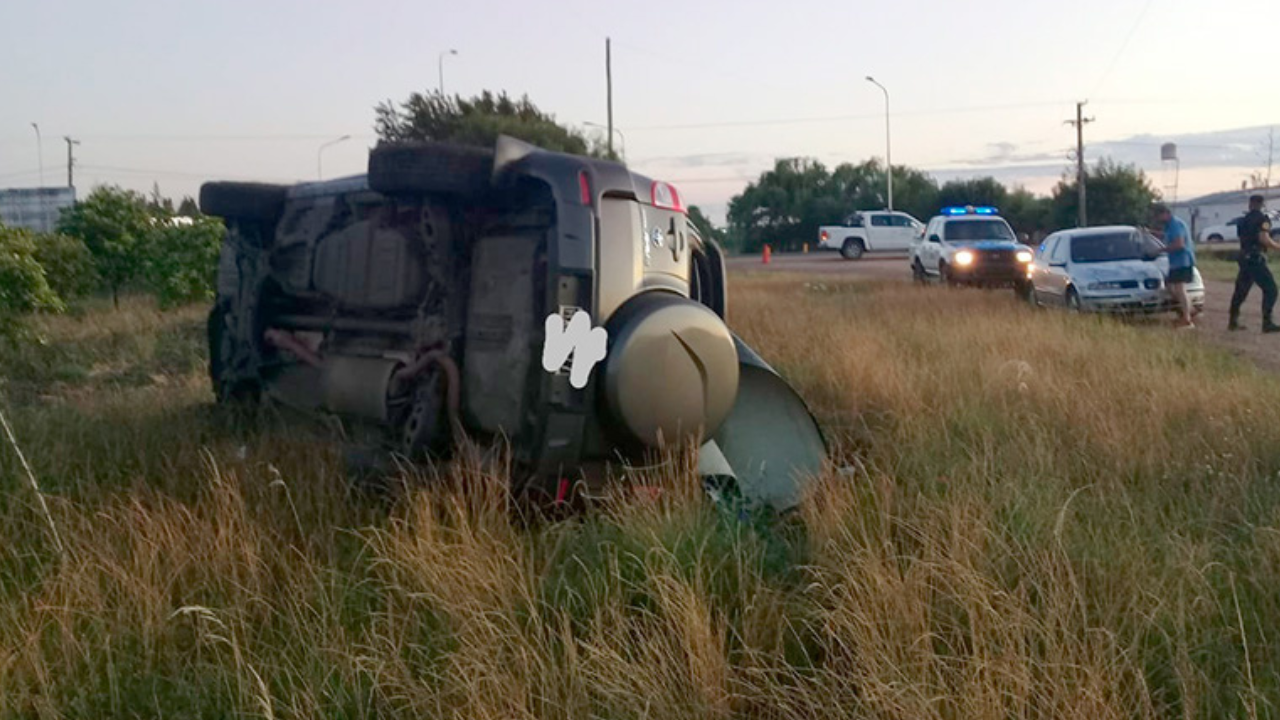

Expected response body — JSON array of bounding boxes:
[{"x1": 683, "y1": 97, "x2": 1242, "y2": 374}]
[{"x1": 818, "y1": 210, "x2": 924, "y2": 259}]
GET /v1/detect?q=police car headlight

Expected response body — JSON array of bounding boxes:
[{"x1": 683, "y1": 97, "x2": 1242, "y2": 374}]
[
  {"x1": 954, "y1": 250, "x2": 975, "y2": 266},
  {"x1": 1016, "y1": 250, "x2": 1033, "y2": 263}
]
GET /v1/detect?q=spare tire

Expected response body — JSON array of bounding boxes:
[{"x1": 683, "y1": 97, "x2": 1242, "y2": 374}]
[
  {"x1": 368, "y1": 141, "x2": 494, "y2": 196},
  {"x1": 200, "y1": 182, "x2": 288, "y2": 222}
]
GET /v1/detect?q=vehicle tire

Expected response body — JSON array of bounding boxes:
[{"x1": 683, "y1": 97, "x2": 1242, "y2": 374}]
[
  {"x1": 840, "y1": 238, "x2": 865, "y2": 260},
  {"x1": 399, "y1": 373, "x2": 448, "y2": 458},
  {"x1": 1017, "y1": 281, "x2": 1036, "y2": 306},
  {"x1": 1066, "y1": 287, "x2": 1082, "y2": 313},
  {"x1": 207, "y1": 303, "x2": 260, "y2": 404},
  {"x1": 911, "y1": 258, "x2": 927, "y2": 284},
  {"x1": 368, "y1": 141, "x2": 494, "y2": 196},
  {"x1": 199, "y1": 182, "x2": 288, "y2": 222},
  {"x1": 939, "y1": 261, "x2": 956, "y2": 286},
  {"x1": 1207, "y1": 234, "x2": 1223, "y2": 243}
]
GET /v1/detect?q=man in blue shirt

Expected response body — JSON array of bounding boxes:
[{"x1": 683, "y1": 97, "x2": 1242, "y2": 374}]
[{"x1": 1152, "y1": 203, "x2": 1196, "y2": 328}]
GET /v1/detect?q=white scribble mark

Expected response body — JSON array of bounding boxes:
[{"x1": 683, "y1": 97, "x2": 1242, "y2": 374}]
[{"x1": 542, "y1": 310, "x2": 608, "y2": 389}]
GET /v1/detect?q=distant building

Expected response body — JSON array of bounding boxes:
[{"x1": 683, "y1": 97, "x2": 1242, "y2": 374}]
[
  {"x1": 0, "y1": 187, "x2": 76, "y2": 233},
  {"x1": 1173, "y1": 186, "x2": 1280, "y2": 241}
]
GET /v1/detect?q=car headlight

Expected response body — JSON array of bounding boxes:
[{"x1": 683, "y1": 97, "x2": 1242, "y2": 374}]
[
  {"x1": 954, "y1": 250, "x2": 975, "y2": 266},
  {"x1": 1016, "y1": 250, "x2": 1033, "y2": 263},
  {"x1": 1087, "y1": 280, "x2": 1130, "y2": 290}
]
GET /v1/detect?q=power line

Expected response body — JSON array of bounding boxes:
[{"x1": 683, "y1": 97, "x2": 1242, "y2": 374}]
[
  {"x1": 626, "y1": 100, "x2": 1071, "y2": 132},
  {"x1": 1092, "y1": 0, "x2": 1156, "y2": 96}
]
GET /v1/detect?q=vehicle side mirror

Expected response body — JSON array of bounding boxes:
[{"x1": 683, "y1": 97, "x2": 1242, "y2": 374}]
[{"x1": 928, "y1": 234, "x2": 941, "y2": 243}]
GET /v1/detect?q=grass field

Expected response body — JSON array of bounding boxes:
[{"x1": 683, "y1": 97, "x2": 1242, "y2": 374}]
[{"x1": 3, "y1": 280, "x2": 1280, "y2": 719}]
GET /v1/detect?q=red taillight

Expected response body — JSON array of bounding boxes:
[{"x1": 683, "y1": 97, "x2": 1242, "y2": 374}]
[
  {"x1": 820, "y1": 230, "x2": 829, "y2": 241},
  {"x1": 578, "y1": 171, "x2": 592, "y2": 206},
  {"x1": 650, "y1": 181, "x2": 685, "y2": 213}
]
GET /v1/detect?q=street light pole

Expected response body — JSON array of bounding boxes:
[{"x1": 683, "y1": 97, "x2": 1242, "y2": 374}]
[
  {"x1": 31, "y1": 123, "x2": 44, "y2": 188},
  {"x1": 438, "y1": 49, "x2": 458, "y2": 96},
  {"x1": 584, "y1": 121, "x2": 626, "y2": 162},
  {"x1": 865, "y1": 76, "x2": 892, "y2": 212},
  {"x1": 317, "y1": 134, "x2": 351, "y2": 180}
]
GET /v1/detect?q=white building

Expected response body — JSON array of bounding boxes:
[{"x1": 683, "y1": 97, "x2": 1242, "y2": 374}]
[
  {"x1": 1173, "y1": 186, "x2": 1280, "y2": 243},
  {"x1": 0, "y1": 187, "x2": 76, "y2": 233}
]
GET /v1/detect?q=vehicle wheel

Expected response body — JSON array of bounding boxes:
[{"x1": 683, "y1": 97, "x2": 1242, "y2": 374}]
[
  {"x1": 199, "y1": 182, "x2": 288, "y2": 222},
  {"x1": 1207, "y1": 234, "x2": 1223, "y2": 243},
  {"x1": 840, "y1": 238, "x2": 865, "y2": 260},
  {"x1": 399, "y1": 373, "x2": 448, "y2": 458},
  {"x1": 939, "y1": 261, "x2": 956, "y2": 286},
  {"x1": 1017, "y1": 281, "x2": 1036, "y2": 306},
  {"x1": 207, "y1": 304, "x2": 260, "y2": 404},
  {"x1": 368, "y1": 141, "x2": 494, "y2": 196},
  {"x1": 911, "y1": 258, "x2": 927, "y2": 284},
  {"x1": 1066, "y1": 287, "x2": 1082, "y2": 313}
]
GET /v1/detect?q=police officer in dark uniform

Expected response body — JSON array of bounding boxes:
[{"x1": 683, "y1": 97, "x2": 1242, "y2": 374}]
[{"x1": 1228, "y1": 194, "x2": 1280, "y2": 332}]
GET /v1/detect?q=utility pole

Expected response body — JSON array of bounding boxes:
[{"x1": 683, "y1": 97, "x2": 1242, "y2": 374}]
[
  {"x1": 606, "y1": 37, "x2": 614, "y2": 159},
  {"x1": 1266, "y1": 127, "x2": 1274, "y2": 188},
  {"x1": 64, "y1": 136, "x2": 79, "y2": 190},
  {"x1": 1065, "y1": 101, "x2": 1095, "y2": 227}
]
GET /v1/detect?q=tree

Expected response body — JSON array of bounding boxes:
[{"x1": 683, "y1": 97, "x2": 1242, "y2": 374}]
[
  {"x1": 936, "y1": 177, "x2": 1008, "y2": 210},
  {"x1": 140, "y1": 217, "x2": 225, "y2": 309},
  {"x1": 687, "y1": 205, "x2": 727, "y2": 247},
  {"x1": 375, "y1": 90, "x2": 601, "y2": 156},
  {"x1": 176, "y1": 196, "x2": 200, "y2": 217},
  {"x1": 1051, "y1": 159, "x2": 1158, "y2": 229},
  {"x1": 0, "y1": 224, "x2": 62, "y2": 343},
  {"x1": 57, "y1": 186, "x2": 152, "y2": 307},
  {"x1": 1002, "y1": 187, "x2": 1053, "y2": 242},
  {"x1": 32, "y1": 232, "x2": 98, "y2": 301}
]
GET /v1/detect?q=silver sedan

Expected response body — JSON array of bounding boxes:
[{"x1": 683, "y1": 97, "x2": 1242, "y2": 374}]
[{"x1": 1025, "y1": 226, "x2": 1205, "y2": 313}]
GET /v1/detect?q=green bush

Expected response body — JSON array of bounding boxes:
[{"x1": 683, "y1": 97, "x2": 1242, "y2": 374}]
[
  {"x1": 0, "y1": 225, "x2": 63, "y2": 343},
  {"x1": 140, "y1": 217, "x2": 225, "y2": 309},
  {"x1": 33, "y1": 231, "x2": 99, "y2": 301}
]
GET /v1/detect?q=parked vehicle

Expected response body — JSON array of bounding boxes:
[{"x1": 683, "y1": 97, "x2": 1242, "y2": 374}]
[
  {"x1": 909, "y1": 206, "x2": 1034, "y2": 291},
  {"x1": 1024, "y1": 225, "x2": 1205, "y2": 313},
  {"x1": 201, "y1": 136, "x2": 826, "y2": 511},
  {"x1": 818, "y1": 210, "x2": 923, "y2": 259},
  {"x1": 1198, "y1": 211, "x2": 1280, "y2": 244}
]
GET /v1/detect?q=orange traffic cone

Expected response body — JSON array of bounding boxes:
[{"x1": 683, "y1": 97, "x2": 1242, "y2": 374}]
[{"x1": 763, "y1": 244, "x2": 772, "y2": 264}]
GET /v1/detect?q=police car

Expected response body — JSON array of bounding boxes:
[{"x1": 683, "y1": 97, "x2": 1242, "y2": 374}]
[{"x1": 909, "y1": 206, "x2": 1034, "y2": 290}]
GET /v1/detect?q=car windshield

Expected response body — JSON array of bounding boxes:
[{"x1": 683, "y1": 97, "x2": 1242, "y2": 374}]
[
  {"x1": 1070, "y1": 231, "x2": 1144, "y2": 263},
  {"x1": 944, "y1": 219, "x2": 1014, "y2": 242}
]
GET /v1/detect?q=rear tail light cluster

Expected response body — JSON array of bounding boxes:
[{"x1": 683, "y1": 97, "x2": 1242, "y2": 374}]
[
  {"x1": 820, "y1": 230, "x2": 829, "y2": 241},
  {"x1": 650, "y1": 181, "x2": 685, "y2": 213}
]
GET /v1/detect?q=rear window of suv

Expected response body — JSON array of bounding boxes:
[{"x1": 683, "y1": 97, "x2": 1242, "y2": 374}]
[{"x1": 944, "y1": 219, "x2": 1014, "y2": 242}]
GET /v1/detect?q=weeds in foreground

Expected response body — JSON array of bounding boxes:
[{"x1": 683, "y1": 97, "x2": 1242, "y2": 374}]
[{"x1": 1, "y1": 284, "x2": 1279, "y2": 718}]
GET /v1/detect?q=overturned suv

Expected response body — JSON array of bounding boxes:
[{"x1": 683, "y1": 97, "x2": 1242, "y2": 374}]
[{"x1": 202, "y1": 136, "x2": 825, "y2": 511}]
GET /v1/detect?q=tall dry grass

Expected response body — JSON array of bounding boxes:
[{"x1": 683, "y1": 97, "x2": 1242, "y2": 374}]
[{"x1": 1, "y1": 284, "x2": 1279, "y2": 718}]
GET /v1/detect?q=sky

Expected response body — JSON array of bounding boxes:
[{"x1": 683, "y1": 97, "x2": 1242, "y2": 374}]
[{"x1": 1, "y1": 0, "x2": 1277, "y2": 224}]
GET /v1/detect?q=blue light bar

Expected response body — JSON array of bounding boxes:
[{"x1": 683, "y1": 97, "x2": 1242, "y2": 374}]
[{"x1": 941, "y1": 205, "x2": 1000, "y2": 216}]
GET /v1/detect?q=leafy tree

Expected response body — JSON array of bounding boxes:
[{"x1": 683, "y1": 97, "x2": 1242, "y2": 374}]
[
  {"x1": 1002, "y1": 187, "x2": 1053, "y2": 242},
  {"x1": 32, "y1": 232, "x2": 98, "y2": 301},
  {"x1": 147, "y1": 182, "x2": 175, "y2": 218},
  {"x1": 57, "y1": 186, "x2": 152, "y2": 307},
  {"x1": 1051, "y1": 159, "x2": 1158, "y2": 229},
  {"x1": 0, "y1": 224, "x2": 62, "y2": 343},
  {"x1": 937, "y1": 177, "x2": 1008, "y2": 210},
  {"x1": 375, "y1": 90, "x2": 601, "y2": 156},
  {"x1": 140, "y1": 217, "x2": 225, "y2": 309},
  {"x1": 176, "y1": 196, "x2": 200, "y2": 217},
  {"x1": 687, "y1": 205, "x2": 727, "y2": 246}
]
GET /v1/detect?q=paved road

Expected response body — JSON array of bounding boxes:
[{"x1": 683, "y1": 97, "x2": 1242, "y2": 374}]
[{"x1": 728, "y1": 252, "x2": 1280, "y2": 374}]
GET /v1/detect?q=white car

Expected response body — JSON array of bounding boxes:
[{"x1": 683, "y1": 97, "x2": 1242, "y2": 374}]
[
  {"x1": 910, "y1": 206, "x2": 1034, "y2": 289},
  {"x1": 1199, "y1": 211, "x2": 1280, "y2": 244},
  {"x1": 1025, "y1": 225, "x2": 1205, "y2": 313},
  {"x1": 818, "y1": 210, "x2": 923, "y2": 259}
]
